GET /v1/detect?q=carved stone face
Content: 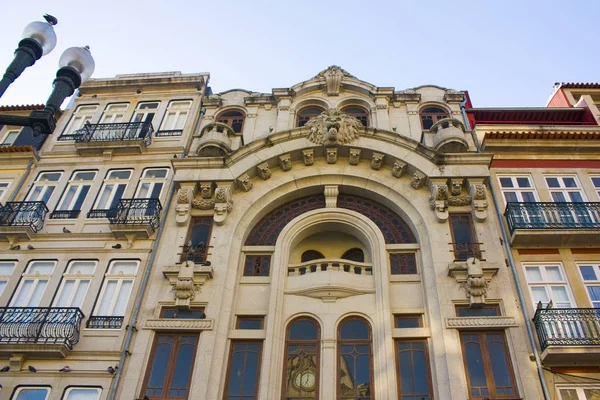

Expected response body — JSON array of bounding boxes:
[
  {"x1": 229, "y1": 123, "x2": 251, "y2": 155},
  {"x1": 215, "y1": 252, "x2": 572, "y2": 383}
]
[
  {"x1": 200, "y1": 184, "x2": 212, "y2": 199},
  {"x1": 452, "y1": 181, "x2": 462, "y2": 196},
  {"x1": 324, "y1": 115, "x2": 342, "y2": 143}
]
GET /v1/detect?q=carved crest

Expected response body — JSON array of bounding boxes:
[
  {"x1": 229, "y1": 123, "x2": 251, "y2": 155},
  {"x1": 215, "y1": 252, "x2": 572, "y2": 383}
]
[{"x1": 305, "y1": 108, "x2": 363, "y2": 146}]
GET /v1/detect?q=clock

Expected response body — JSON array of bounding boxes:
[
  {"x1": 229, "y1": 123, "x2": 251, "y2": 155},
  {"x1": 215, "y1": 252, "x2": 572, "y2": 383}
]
[{"x1": 293, "y1": 370, "x2": 316, "y2": 391}]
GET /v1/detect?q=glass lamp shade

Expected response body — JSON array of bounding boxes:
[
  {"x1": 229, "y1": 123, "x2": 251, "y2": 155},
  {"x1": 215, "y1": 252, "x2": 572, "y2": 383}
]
[
  {"x1": 21, "y1": 21, "x2": 57, "y2": 56},
  {"x1": 59, "y1": 46, "x2": 95, "y2": 82}
]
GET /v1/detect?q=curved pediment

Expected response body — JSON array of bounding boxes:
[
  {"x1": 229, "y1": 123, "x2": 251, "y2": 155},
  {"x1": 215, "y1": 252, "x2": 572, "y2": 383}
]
[{"x1": 290, "y1": 66, "x2": 378, "y2": 98}]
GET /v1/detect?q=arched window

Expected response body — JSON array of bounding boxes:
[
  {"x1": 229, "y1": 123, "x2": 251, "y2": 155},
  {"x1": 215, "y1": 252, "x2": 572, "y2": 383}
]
[
  {"x1": 342, "y1": 107, "x2": 369, "y2": 127},
  {"x1": 301, "y1": 250, "x2": 325, "y2": 262},
  {"x1": 283, "y1": 318, "x2": 320, "y2": 399},
  {"x1": 338, "y1": 317, "x2": 373, "y2": 400},
  {"x1": 217, "y1": 110, "x2": 245, "y2": 133},
  {"x1": 297, "y1": 107, "x2": 324, "y2": 127},
  {"x1": 341, "y1": 248, "x2": 364, "y2": 263},
  {"x1": 420, "y1": 107, "x2": 449, "y2": 130}
]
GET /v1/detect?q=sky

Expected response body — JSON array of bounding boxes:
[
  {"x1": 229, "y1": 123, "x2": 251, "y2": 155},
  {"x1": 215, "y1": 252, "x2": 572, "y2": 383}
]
[{"x1": 0, "y1": 1, "x2": 597, "y2": 108}]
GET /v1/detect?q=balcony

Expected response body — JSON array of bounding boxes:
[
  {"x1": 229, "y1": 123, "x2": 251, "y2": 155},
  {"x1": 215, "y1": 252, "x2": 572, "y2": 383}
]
[
  {"x1": 449, "y1": 242, "x2": 484, "y2": 262},
  {"x1": 86, "y1": 316, "x2": 124, "y2": 329},
  {"x1": 505, "y1": 202, "x2": 600, "y2": 246},
  {"x1": 0, "y1": 201, "x2": 48, "y2": 240},
  {"x1": 533, "y1": 308, "x2": 600, "y2": 366},
  {"x1": 285, "y1": 259, "x2": 375, "y2": 302},
  {"x1": 0, "y1": 307, "x2": 84, "y2": 358},
  {"x1": 107, "y1": 198, "x2": 162, "y2": 239},
  {"x1": 72, "y1": 121, "x2": 153, "y2": 155}
]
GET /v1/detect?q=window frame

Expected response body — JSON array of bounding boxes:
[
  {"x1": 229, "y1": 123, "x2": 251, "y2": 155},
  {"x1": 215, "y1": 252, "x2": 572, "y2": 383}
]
[
  {"x1": 158, "y1": 99, "x2": 192, "y2": 134},
  {"x1": 61, "y1": 387, "x2": 102, "y2": 400},
  {"x1": 216, "y1": 109, "x2": 245, "y2": 133},
  {"x1": 60, "y1": 104, "x2": 98, "y2": 138},
  {"x1": 141, "y1": 332, "x2": 199, "y2": 400},
  {"x1": 236, "y1": 315, "x2": 265, "y2": 330},
  {"x1": 11, "y1": 386, "x2": 51, "y2": 400},
  {"x1": 337, "y1": 316, "x2": 374, "y2": 400},
  {"x1": 449, "y1": 213, "x2": 482, "y2": 261},
  {"x1": 182, "y1": 217, "x2": 213, "y2": 263},
  {"x1": 130, "y1": 101, "x2": 160, "y2": 124},
  {"x1": 556, "y1": 386, "x2": 600, "y2": 399},
  {"x1": 497, "y1": 175, "x2": 539, "y2": 205},
  {"x1": 53, "y1": 170, "x2": 97, "y2": 218},
  {"x1": 522, "y1": 262, "x2": 575, "y2": 310},
  {"x1": 0, "y1": 260, "x2": 17, "y2": 297},
  {"x1": 419, "y1": 106, "x2": 449, "y2": 130},
  {"x1": 10, "y1": 260, "x2": 56, "y2": 307},
  {"x1": 0, "y1": 180, "x2": 11, "y2": 202},
  {"x1": 341, "y1": 106, "x2": 369, "y2": 127},
  {"x1": 89, "y1": 169, "x2": 133, "y2": 216},
  {"x1": 243, "y1": 254, "x2": 271, "y2": 277},
  {"x1": 459, "y1": 330, "x2": 519, "y2": 399},
  {"x1": 455, "y1": 304, "x2": 501, "y2": 317},
  {"x1": 394, "y1": 314, "x2": 423, "y2": 328},
  {"x1": 577, "y1": 262, "x2": 600, "y2": 308},
  {"x1": 590, "y1": 176, "x2": 600, "y2": 198},
  {"x1": 544, "y1": 174, "x2": 587, "y2": 203},
  {"x1": 297, "y1": 106, "x2": 325, "y2": 127},
  {"x1": 394, "y1": 339, "x2": 433, "y2": 399},
  {"x1": 26, "y1": 171, "x2": 63, "y2": 204},
  {"x1": 282, "y1": 317, "x2": 321, "y2": 400},
  {"x1": 389, "y1": 252, "x2": 418, "y2": 275},
  {"x1": 99, "y1": 103, "x2": 129, "y2": 124},
  {"x1": 2, "y1": 129, "x2": 21, "y2": 145},
  {"x1": 135, "y1": 167, "x2": 169, "y2": 200},
  {"x1": 224, "y1": 341, "x2": 263, "y2": 400},
  {"x1": 52, "y1": 260, "x2": 97, "y2": 309}
]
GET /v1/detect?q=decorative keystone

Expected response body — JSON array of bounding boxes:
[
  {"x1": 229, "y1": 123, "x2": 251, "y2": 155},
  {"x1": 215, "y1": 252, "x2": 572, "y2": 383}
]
[
  {"x1": 256, "y1": 162, "x2": 271, "y2": 180},
  {"x1": 349, "y1": 148, "x2": 361, "y2": 165},
  {"x1": 371, "y1": 152, "x2": 385, "y2": 170},
  {"x1": 279, "y1": 154, "x2": 292, "y2": 171}
]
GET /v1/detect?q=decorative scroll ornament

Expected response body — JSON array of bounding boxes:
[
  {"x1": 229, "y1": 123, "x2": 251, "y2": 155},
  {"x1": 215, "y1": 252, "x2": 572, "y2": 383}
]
[
  {"x1": 213, "y1": 187, "x2": 233, "y2": 225},
  {"x1": 469, "y1": 182, "x2": 489, "y2": 222},
  {"x1": 176, "y1": 184, "x2": 196, "y2": 226},
  {"x1": 429, "y1": 183, "x2": 449, "y2": 222},
  {"x1": 448, "y1": 257, "x2": 499, "y2": 307},
  {"x1": 302, "y1": 149, "x2": 314, "y2": 166},
  {"x1": 256, "y1": 162, "x2": 271, "y2": 180},
  {"x1": 163, "y1": 260, "x2": 214, "y2": 309},
  {"x1": 324, "y1": 185, "x2": 339, "y2": 208},
  {"x1": 411, "y1": 171, "x2": 426, "y2": 189},
  {"x1": 349, "y1": 148, "x2": 361, "y2": 165},
  {"x1": 237, "y1": 173, "x2": 253, "y2": 192},
  {"x1": 371, "y1": 152, "x2": 385, "y2": 170},
  {"x1": 306, "y1": 108, "x2": 363, "y2": 146},
  {"x1": 392, "y1": 160, "x2": 406, "y2": 178},
  {"x1": 279, "y1": 154, "x2": 292, "y2": 171}
]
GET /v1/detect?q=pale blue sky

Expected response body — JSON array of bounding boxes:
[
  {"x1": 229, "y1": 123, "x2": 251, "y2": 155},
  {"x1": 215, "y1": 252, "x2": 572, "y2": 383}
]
[{"x1": 0, "y1": 1, "x2": 597, "y2": 107}]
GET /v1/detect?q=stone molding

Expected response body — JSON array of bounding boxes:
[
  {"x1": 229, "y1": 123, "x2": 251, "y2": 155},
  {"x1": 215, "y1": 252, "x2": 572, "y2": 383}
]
[
  {"x1": 446, "y1": 316, "x2": 517, "y2": 329},
  {"x1": 144, "y1": 318, "x2": 214, "y2": 331}
]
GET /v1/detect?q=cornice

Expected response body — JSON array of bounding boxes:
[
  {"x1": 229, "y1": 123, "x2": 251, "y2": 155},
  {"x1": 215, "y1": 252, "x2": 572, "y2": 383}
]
[
  {"x1": 144, "y1": 318, "x2": 214, "y2": 331},
  {"x1": 446, "y1": 316, "x2": 518, "y2": 329}
]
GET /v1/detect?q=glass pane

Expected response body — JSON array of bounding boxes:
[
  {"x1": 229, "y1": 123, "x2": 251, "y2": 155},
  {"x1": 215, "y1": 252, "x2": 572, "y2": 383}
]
[
  {"x1": 96, "y1": 185, "x2": 113, "y2": 209},
  {"x1": 238, "y1": 318, "x2": 263, "y2": 330},
  {"x1": 504, "y1": 192, "x2": 518, "y2": 203},
  {"x1": 65, "y1": 388, "x2": 100, "y2": 400},
  {"x1": 531, "y1": 287, "x2": 549, "y2": 305},
  {"x1": 552, "y1": 192, "x2": 567, "y2": 202},
  {"x1": 0, "y1": 261, "x2": 15, "y2": 275},
  {"x1": 170, "y1": 336, "x2": 197, "y2": 396},
  {"x1": 289, "y1": 319, "x2": 318, "y2": 340},
  {"x1": 563, "y1": 177, "x2": 578, "y2": 188},
  {"x1": 97, "y1": 280, "x2": 117, "y2": 315},
  {"x1": 73, "y1": 185, "x2": 90, "y2": 210},
  {"x1": 587, "y1": 286, "x2": 600, "y2": 302},
  {"x1": 108, "y1": 170, "x2": 132, "y2": 180},
  {"x1": 110, "y1": 184, "x2": 126, "y2": 209},
  {"x1": 28, "y1": 280, "x2": 47, "y2": 307},
  {"x1": 113, "y1": 280, "x2": 133, "y2": 316},
  {"x1": 525, "y1": 267, "x2": 542, "y2": 282},
  {"x1": 522, "y1": 192, "x2": 536, "y2": 202},
  {"x1": 55, "y1": 280, "x2": 75, "y2": 307},
  {"x1": 499, "y1": 178, "x2": 513, "y2": 188},
  {"x1": 137, "y1": 183, "x2": 150, "y2": 198},
  {"x1": 550, "y1": 286, "x2": 570, "y2": 303},
  {"x1": 559, "y1": 389, "x2": 578, "y2": 400},
  {"x1": 592, "y1": 177, "x2": 600, "y2": 188},
  {"x1": 569, "y1": 192, "x2": 584, "y2": 202},
  {"x1": 546, "y1": 177, "x2": 560, "y2": 188},
  {"x1": 516, "y1": 177, "x2": 531, "y2": 188},
  {"x1": 456, "y1": 306, "x2": 499, "y2": 317},
  {"x1": 146, "y1": 337, "x2": 173, "y2": 396},
  {"x1": 462, "y1": 334, "x2": 488, "y2": 393},
  {"x1": 73, "y1": 172, "x2": 96, "y2": 181},
  {"x1": 584, "y1": 389, "x2": 600, "y2": 399},
  {"x1": 450, "y1": 216, "x2": 474, "y2": 244},
  {"x1": 340, "y1": 319, "x2": 369, "y2": 340},
  {"x1": 71, "y1": 280, "x2": 90, "y2": 307},
  {"x1": 12, "y1": 280, "x2": 34, "y2": 306},
  {"x1": 580, "y1": 266, "x2": 597, "y2": 281},
  {"x1": 26, "y1": 261, "x2": 54, "y2": 275},
  {"x1": 68, "y1": 261, "x2": 96, "y2": 274},
  {"x1": 0, "y1": 281, "x2": 6, "y2": 296},
  {"x1": 395, "y1": 317, "x2": 421, "y2": 328},
  {"x1": 144, "y1": 169, "x2": 168, "y2": 179},
  {"x1": 486, "y1": 334, "x2": 513, "y2": 391},
  {"x1": 545, "y1": 266, "x2": 563, "y2": 281},
  {"x1": 109, "y1": 261, "x2": 138, "y2": 275},
  {"x1": 15, "y1": 388, "x2": 50, "y2": 400},
  {"x1": 227, "y1": 342, "x2": 261, "y2": 397},
  {"x1": 39, "y1": 172, "x2": 61, "y2": 182},
  {"x1": 59, "y1": 186, "x2": 78, "y2": 210}
]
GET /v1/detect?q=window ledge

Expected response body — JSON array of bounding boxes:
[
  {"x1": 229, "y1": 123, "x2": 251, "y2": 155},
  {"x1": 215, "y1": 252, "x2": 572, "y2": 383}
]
[
  {"x1": 446, "y1": 316, "x2": 518, "y2": 329},
  {"x1": 82, "y1": 328, "x2": 121, "y2": 337},
  {"x1": 392, "y1": 327, "x2": 430, "y2": 338},
  {"x1": 240, "y1": 276, "x2": 271, "y2": 285},
  {"x1": 389, "y1": 275, "x2": 421, "y2": 282},
  {"x1": 143, "y1": 318, "x2": 213, "y2": 331},
  {"x1": 228, "y1": 329, "x2": 266, "y2": 340}
]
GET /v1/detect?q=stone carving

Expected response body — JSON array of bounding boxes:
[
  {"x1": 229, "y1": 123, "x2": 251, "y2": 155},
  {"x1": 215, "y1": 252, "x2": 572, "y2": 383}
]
[
  {"x1": 326, "y1": 147, "x2": 338, "y2": 164},
  {"x1": 279, "y1": 105, "x2": 290, "y2": 111},
  {"x1": 176, "y1": 185, "x2": 196, "y2": 226},
  {"x1": 447, "y1": 194, "x2": 472, "y2": 207},
  {"x1": 145, "y1": 318, "x2": 213, "y2": 331},
  {"x1": 192, "y1": 198, "x2": 216, "y2": 210},
  {"x1": 448, "y1": 258, "x2": 499, "y2": 307},
  {"x1": 392, "y1": 160, "x2": 406, "y2": 178},
  {"x1": 411, "y1": 171, "x2": 426, "y2": 189},
  {"x1": 450, "y1": 179, "x2": 463, "y2": 196},
  {"x1": 237, "y1": 174, "x2": 253, "y2": 192},
  {"x1": 278, "y1": 154, "x2": 292, "y2": 171},
  {"x1": 349, "y1": 148, "x2": 361, "y2": 165},
  {"x1": 470, "y1": 182, "x2": 489, "y2": 222},
  {"x1": 163, "y1": 261, "x2": 214, "y2": 309},
  {"x1": 429, "y1": 183, "x2": 449, "y2": 222},
  {"x1": 324, "y1": 185, "x2": 339, "y2": 208},
  {"x1": 256, "y1": 162, "x2": 271, "y2": 180},
  {"x1": 371, "y1": 152, "x2": 385, "y2": 170},
  {"x1": 376, "y1": 104, "x2": 388, "y2": 110},
  {"x1": 446, "y1": 317, "x2": 517, "y2": 329},
  {"x1": 177, "y1": 188, "x2": 191, "y2": 204},
  {"x1": 213, "y1": 187, "x2": 233, "y2": 225},
  {"x1": 323, "y1": 66, "x2": 343, "y2": 96},
  {"x1": 464, "y1": 276, "x2": 488, "y2": 305},
  {"x1": 200, "y1": 182, "x2": 213, "y2": 199},
  {"x1": 302, "y1": 149, "x2": 314, "y2": 166},
  {"x1": 306, "y1": 108, "x2": 363, "y2": 146}
]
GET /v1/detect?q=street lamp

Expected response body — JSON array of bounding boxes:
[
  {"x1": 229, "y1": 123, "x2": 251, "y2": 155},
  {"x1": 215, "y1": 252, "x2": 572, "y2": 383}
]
[{"x1": 0, "y1": 15, "x2": 95, "y2": 136}]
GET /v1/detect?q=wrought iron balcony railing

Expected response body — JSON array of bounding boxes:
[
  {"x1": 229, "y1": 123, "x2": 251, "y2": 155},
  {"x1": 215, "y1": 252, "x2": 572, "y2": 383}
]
[
  {"x1": 0, "y1": 307, "x2": 84, "y2": 349},
  {"x1": 505, "y1": 202, "x2": 600, "y2": 234},
  {"x1": 73, "y1": 121, "x2": 153, "y2": 145},
  {"x1": 86, "y1": 316, "x2": 124, "y2": 329},
  {"x1": 108, "y1": 198, "x2": 162, "y2": 230},
  {"x1": 179, "y1": 243, "x2": 208, "y2": 264},
  {"x1": 50, "y1": 209, "x2": 81, "y2": 219},
  {"x1": 449, "y1": 242, "x2": 483, "y2": 261},
  {"x1": 0, "y1": 201, "x2": 48, "y2": 232},
  {"x1": 533, "y1": 308, "x2": 600, "y2": 351},
  {"x1": 155, "y1": 129, "x2": 183, "y2": 137}
]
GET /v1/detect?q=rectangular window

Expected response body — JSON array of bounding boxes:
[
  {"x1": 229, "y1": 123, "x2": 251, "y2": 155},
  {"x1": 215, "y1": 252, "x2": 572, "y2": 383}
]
[
  {"x1": 243, "y1": 255, "x2": 271, "y2": 276},
  {"x1": 52, "y1": 171, "x2": 96, "y2": 219},
  {"x1": 12, "y1": 387, "x2": 51, "y2": 400},
  {"x1": 136, "y1": 168, "x2": 169, "y2": 199},
  {"x1": 89, "y1": 169, "x2": 132, "y2": 218},
  {"x1": 460, "y1": 331, "x2": 518, "y2": 399},
  {"x1": 62, "y1": 387, "x2": 102, "y2": 400},
  {"x1": 394, "y1": 314, "x2": 423, "y2": 328},
  {"x1": 100, "y1": 103, "x2": 128, "y2": 124},
  {"x1": 10, "y1": 261, "x2": 56, "y2": 307},
  {"x1": 158, "y1": 100, "x2": 191, "y2": 135},
  {"x1": 53, "y1": 260, "x2": 96, "y2": 308},
  {"x1": 0, "y1": 261, "x2": 16, "y2": 296},
  {"x1": 88, "y1": 260, "x2": 139, "y2": 329},
  {"x1": 0, "y1": 181, "x2": 11, "y2": 202},
  {"x1": 558, "y1": 387, "x2": 600, "y2": 399},
  {"x1": 181, "y1": 217, "x2": 213, "y2": 263},
  {"x1": 60, "y1": 104, "x2": 98, "y2": 139},
  {"x1": 160, "y1": 307, "x2": 205, "y2": 319},
  {"x1": 224, "y1": 341, "x2": 262, "y2": 400},
  {"x1": 26, "y1": 171, "x2": 63, "y2": 204},
  {"x1": 456, "y1": 304, "x2": 500, "y2": 317},
  {"x1": 591, "y1": 176, "x2": 600, "y2": 198},
  {"x1": 142, "y1": 333, "x2": 199, "y2": 400},
  {"x1": 578, "y1": 263, "x2": 600, "y2": 308},
  {"x1": 449, "y1": 214, "x2": 481, "y2": 261},
  {"x1": 2, "y1": 129, "x2": 20, "y2": 145},
  {"x1": 395, "y1": 340, "x2": 433, "y2": 399},
  {"x1": 131, "y1": 102, "x2": 159, "y2": 124},
  {"x1": 523, "y1": 263, "x2": 574, "y2": 309},
  {"x1": 498, "y1": 175, "x2": 537, "y2": 203},
  {"x1": 390, "y1": 253, "x2": 417, "y2": 275},
  {"x1": 545, "y1": 175, "x2": 585, "y2": 203},
  {"x1": 236, "y1": 316, "x2": 265, "y2": 330}
]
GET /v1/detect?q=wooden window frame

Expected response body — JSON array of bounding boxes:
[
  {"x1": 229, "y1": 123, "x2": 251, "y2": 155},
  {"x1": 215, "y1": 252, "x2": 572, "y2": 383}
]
[
  {"x1": 455, "y1": 304, "x2": 500, "y2": 317},
  {"x1": 182, "y1": 217, "x2": 213, "y2": 263},
  {"x1": 420, "y1": 106, "x2": 449, "y2": 130},
  {"x1": 141, "y1": 332, "x2": 199, "y2": 400},
  {"x1": 297, "y1": 107, "x2": 325, "y2": 127},
  {"x1": 394, "y1": 314, "x2": 423, "y2": 328},
  {"x1": 394, "y1": 339, "x2": 433, "y2": 399},
  {"x1": 216, "y1": 110, "x2": 245, "y2": 134},
  {"x1": 236, "y1": 316, "x2": 265, "y2": 330},
  {"x1": 160, "y1": 307, "x2": 205, "y2": 319},
  {"x1": 224, "y1": 340, "x2": 263, "y2": 400},
  {"x1": 282, "y1": 317, "x2": 321, "y2": 400},
  {"x1": 341, "y1": 106, "x2": 369, "y2": 127},
  {"x1": 449, "y1": 213, "x2": 482, "y2": 261},
  {"x1": 459, "y1": 330, "x2": 519, "y2": 399},
  {"x1": 243, "y1": 254, "x2": 271, "y2": 277},
  {"x1": 337, "y1": 317, "x2": 374, "y2": 400},
  {"x1": 578, "y1": 262, "x2": 600, "y2": 307},
  {"x1": 522, "y1": 262, "x2": 575, "y2": 310},
  {"x1": 389, "y1": 252, "x2": 418, "y2": 275}
]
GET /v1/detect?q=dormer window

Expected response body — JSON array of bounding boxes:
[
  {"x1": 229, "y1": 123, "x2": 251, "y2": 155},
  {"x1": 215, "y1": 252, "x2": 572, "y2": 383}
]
[
  {"x1": 342, "y1": 106, "x2": 369, "y2": 127},
  {"x1": 420, "y1": 107, "x2": 449, "y2": 130},
  {"x1": 217, "y1": 110, "x2": 245, "y2": 133},
  {"x1": 297, "y1": 107, "x2": 324, "y2": 127}
]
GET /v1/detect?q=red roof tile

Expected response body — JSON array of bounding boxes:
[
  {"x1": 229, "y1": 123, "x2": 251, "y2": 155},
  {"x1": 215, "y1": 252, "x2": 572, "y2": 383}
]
[
  {"x1": 559, "y1": 83, "x2": 600, "y2": 89},
  {"x1": 0, "y1": 104, "x2": 45, "y2": 112}
]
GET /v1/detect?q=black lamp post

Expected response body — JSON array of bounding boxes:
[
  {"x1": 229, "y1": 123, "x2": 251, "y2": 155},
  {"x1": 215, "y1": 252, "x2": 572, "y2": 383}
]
[{"x1": 0, "y1": 15, "x2": 95, "y2": 136}]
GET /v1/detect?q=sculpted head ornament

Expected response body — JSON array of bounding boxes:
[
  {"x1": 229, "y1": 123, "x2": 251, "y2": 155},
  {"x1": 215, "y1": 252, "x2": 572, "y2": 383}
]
[{"x1": 306, "y1": 108, "x2": 363, "y2": 146}]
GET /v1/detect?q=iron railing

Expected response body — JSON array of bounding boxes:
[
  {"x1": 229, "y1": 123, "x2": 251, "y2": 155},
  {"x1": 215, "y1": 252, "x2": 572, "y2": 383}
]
[
  {"x1": 0, "y1": 307, "x2": 84, "y2": 349},
  {"x1": 533, "y1": 308, "x2": 600, "y2": 351},
  {"x1": 179, "y1": 243, "x2": 208, "y2": 264},
  {"x1": 155, "y1": 129, "x2": 183, "y2": 137},
  {"x1": 0, "y1": 201, "x2": 48, "y2": 232},
  {"x1": 50, "y1": 209, "x2": 81, "y2": 219},
  {"x1": 505, "y1": 202, "x2": 600, "y2": 234},
  {"x1": 108, "y1": 198, "x2": 162, "y2": 230},
  {"x1": 74, "y1": 121, "x2": 153, "y2": 145},
  {"x1": 87, "y1": 209, "x2": 113, "y2": 219},
  {"x1": 86, "y1": 316, "x2": 124, "y2": 329},
  {"x1": 449, "y1": 242, "x2": 483, "y2": 261}
]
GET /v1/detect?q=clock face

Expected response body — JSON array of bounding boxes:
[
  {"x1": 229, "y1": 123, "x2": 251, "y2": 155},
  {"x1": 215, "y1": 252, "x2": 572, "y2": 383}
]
[{"x1": 294, "y1": 370, "x2": 316, "y2": 391}]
